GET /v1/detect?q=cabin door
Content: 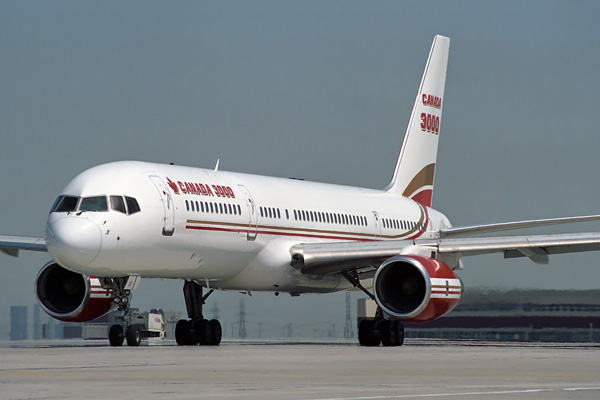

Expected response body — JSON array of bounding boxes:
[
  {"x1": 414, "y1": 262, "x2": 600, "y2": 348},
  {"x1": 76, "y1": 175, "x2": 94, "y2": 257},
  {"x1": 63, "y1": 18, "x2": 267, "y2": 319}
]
[
  {"x1": 238, "y1": 184, "x2": 258, "y2": 240},
  {"x1": 372, "y1": 211, "x2": 382, "y2": 239},
  {"x1": 149, "y1": 175, "x2": 176, "y2": 236}
]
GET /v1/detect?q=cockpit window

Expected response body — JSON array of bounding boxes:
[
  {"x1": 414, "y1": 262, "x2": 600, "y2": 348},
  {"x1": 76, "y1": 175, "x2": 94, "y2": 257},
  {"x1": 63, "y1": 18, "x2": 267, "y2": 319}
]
[
  {"x1": 53, "y1": 196, "x2": 80, "y2": 212},
  {"x1": 79, "y1": 196, "x2": 108, "y2": 212},
  {"x1": 125, "y1": 196, "x2": 141, "y2": 214},
  {"x1": 110, "y1": 196, "x2": 127, "y2": 214}
]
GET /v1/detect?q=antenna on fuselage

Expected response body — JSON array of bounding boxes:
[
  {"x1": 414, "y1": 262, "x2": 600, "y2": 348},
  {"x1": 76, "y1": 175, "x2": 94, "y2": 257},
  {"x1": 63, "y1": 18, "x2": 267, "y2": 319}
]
[{"x1": 214, "y1": 159, "x2": 220, "y2": 172}]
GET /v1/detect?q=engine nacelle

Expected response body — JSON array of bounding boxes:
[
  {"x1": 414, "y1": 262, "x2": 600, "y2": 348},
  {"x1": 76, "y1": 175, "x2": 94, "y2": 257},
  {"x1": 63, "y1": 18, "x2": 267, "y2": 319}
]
[
  {"x1": 373, "y1": 255, "x2": 462, "y2": 322},
  {"x1": 35, "y1": 261, "x2": 116, "y2": 322}
]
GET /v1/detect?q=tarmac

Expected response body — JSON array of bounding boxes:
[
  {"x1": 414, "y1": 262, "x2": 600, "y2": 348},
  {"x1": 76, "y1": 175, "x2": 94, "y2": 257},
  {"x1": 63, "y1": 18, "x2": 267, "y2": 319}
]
[{"x1": 1, "y1": 338, "x2": 599, "y2": 400}]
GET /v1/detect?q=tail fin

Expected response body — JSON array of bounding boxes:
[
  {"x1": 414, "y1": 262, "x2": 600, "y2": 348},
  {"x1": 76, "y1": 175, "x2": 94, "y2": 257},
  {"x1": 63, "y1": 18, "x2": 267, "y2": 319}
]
[{"x1": 385, "y1": 35, "x2": 450, "y2": 207}]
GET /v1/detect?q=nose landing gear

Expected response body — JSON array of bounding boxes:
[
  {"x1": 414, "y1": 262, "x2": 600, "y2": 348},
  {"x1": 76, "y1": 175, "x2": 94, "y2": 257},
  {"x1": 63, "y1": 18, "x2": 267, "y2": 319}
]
[{"x1": 104, "y1": 277, "x2": 142, "y2": 347}]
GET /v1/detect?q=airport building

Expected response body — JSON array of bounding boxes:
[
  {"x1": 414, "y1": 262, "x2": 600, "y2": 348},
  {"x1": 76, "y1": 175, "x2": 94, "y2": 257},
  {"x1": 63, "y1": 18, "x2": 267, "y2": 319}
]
[
  {"x1": 360, "y1": 290, "x2": 600, "y2": 342},
  {"x1": 9, "y1": 306, "x2": 27, "y2": 341}
]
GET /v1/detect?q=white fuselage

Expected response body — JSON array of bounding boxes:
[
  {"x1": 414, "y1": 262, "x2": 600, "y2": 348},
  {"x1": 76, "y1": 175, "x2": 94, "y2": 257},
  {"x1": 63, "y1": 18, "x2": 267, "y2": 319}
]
[{"x1": 45, "y1": 161, "x2": 451, "y2": 294}]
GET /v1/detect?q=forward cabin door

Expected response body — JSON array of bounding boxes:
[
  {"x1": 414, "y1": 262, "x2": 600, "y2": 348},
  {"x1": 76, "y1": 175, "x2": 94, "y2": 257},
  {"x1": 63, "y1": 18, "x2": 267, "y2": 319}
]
[
  {"x1": 372, "y1": 211, "x2": 382, "y2": 239},
  {"x1": 149, "y1": 175, "x2": 176, "y2": 236},
  {"x1": 238, "y1": 185, "x2": 258, "y2": 240}
]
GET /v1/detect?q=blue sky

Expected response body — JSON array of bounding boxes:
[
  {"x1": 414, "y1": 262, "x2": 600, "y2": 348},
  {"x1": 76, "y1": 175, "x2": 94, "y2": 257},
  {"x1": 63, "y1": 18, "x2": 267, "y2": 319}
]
[{"x1": 1, "y1": 1, "x2": 600, "y2": 339}]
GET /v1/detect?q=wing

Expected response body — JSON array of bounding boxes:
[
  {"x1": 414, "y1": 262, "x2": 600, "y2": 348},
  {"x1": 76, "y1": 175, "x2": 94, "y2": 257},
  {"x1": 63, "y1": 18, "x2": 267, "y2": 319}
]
[
  {"x1": 0, "y1": 235, "x2": 47, "y2": 257},
  {"x1": 291, "y1": 224, "x2": 600, "y2": 275}
]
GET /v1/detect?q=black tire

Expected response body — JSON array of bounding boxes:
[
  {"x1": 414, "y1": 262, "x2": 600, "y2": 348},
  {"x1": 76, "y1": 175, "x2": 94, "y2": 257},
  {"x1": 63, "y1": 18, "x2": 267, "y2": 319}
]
[
  {"x1": 176, "y1": 319, "x2": 195, "y2": 346},
  {"x1": 380, "y1": 320, "x2": 395, "y2": 347},
  {"x1": 109, "y1": 324, "x2": 124, "y2": 347},
  {"x1": 194, "y1": 319, "x2": 211, "y2": 345},
  {"x1": 358, "y1": 319, "x2": 380, "y2": 347},
  {"x1": 126, "y1": 325, "x2": 142, "y2": 347},
  {"x1": 207, "y1": 319, "x2": 222, "y2": 346},
  {"x1": 394, "y1": 321, "x2": 405, "y2": 347},
  {"x1": 380, "y1": 320, "x2": 405, "y2": 347}
]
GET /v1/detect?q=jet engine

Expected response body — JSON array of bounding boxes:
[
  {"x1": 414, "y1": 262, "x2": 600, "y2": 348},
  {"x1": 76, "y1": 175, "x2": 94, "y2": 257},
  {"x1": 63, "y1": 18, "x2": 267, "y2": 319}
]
[
  {"x1": 35, "y1": 261, "x2": 116, "y2": 322},
  {"x1": 373, "y1": 255, "x2": 462, "y2": 322}
]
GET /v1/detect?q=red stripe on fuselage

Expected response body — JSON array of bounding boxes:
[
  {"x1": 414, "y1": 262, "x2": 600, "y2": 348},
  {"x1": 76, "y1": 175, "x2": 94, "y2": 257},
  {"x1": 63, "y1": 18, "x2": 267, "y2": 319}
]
[{"x1": 185, "y1": 224, "x2": 374, "y2": 242}]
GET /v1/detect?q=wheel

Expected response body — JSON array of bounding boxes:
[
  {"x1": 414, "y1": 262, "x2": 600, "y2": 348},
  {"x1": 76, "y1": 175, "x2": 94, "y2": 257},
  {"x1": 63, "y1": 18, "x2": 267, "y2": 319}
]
[
  {"x1": 394, "y1": 321, "x2": 405, "y2": 347},
  {"x1": 194, "y1": 319, "x2": 211, "y2": 345},
  {"x1": 176, "y1": 319, "x2": 196, "y2": 345},
  {"x1": 126, "y1": 325, "x2": 142, "y2": 347},
  {"x1": 207, "y1": 319, "x2": 222, "y2": 346},
  {"x1": 358, "y1": 319, "x2": 380, "y2": 347},
  {"x1": 380, "y1": 320, "x2": 405, "y2": 347},
  {"x1": 109, "y1": 324, "x2": 124, "y2": 347},
  {"x1": 380, "y1": 320, "x2": 397, "y2": 346}
]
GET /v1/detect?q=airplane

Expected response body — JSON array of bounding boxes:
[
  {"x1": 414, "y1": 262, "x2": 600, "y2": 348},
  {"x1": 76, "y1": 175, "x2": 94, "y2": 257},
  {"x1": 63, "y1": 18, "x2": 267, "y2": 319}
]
[{"x1": 3, "y1": 34, "x2": 600, "y2": 347}]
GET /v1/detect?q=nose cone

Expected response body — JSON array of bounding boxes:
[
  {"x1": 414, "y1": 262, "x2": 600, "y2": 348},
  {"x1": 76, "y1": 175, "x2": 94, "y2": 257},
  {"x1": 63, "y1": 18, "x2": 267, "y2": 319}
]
[{"x1": 46, "y1": 217, "x2": 102, "y2": 269}]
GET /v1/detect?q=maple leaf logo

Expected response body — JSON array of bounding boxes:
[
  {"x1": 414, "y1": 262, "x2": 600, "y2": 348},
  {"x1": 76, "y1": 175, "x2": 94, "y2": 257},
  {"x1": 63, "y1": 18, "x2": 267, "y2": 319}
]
[{"x1": 166, "y1": 177, "x2": 179, "y2": 194}]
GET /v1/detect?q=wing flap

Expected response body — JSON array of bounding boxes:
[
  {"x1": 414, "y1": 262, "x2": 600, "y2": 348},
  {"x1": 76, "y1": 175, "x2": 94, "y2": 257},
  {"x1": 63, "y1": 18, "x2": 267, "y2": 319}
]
[
  {"x1": 417, "y1": 232, "x2": 600, "y2": 257},
  {"x1": 440, "y1": 215, "x2": 600, "y2": 238},
  {"x1": 291, "y1": 232, "x2": 600, "y2": 276}
]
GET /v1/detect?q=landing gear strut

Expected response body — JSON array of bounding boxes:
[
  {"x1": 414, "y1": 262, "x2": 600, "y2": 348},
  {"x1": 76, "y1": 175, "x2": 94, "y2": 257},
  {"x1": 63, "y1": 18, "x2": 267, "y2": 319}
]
[
  {"x1": 104, "y1": 277, "x2": 138, "y2": 347},
  {"x1": 175, "y1": 280, "x2": 222, "y2": 346},
  {"x1": 342, "y1": 270, "x2": 405, "y2": 347}
]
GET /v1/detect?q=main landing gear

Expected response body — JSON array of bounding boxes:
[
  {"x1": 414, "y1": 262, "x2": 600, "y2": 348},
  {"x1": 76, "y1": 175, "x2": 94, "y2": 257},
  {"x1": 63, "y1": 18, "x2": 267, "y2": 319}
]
[
  {"x1": 342, "y1": 270, "x2": 405, "y2": 347},
  {"x1": 105, "y1": 277, "x2": 143, "y2": 347},
  {"x1": 175, "y1": 280, "x2": 222, "y2": 346}
]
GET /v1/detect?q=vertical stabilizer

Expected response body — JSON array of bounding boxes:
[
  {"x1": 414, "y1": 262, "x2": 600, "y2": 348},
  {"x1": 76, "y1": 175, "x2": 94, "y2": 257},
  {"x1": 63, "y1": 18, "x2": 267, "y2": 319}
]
[{"x1": 385, "y1": 35, "x2": 449, "y2": 207}]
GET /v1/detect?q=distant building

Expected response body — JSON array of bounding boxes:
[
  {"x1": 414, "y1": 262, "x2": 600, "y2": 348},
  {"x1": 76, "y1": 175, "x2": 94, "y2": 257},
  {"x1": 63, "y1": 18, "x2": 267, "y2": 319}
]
[
  {"x1": 10, "y1": 306, "x2": 28, "y2": 341},
  {"x1": 33, "y1": 304, "x2": 41, "y2": 340},
  {"x1": 359, "y1": 290, "x2": 600, "y2": 343}
]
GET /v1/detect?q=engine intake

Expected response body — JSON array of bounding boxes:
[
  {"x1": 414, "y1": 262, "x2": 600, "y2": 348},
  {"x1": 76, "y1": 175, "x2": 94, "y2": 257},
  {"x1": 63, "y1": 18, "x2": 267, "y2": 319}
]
[
  {"x1": 35, "y1": 261, "x2": 116, "y2": 322},
  {"x1": 373, "y1": 255, "x2": 462, "y2": 322}
]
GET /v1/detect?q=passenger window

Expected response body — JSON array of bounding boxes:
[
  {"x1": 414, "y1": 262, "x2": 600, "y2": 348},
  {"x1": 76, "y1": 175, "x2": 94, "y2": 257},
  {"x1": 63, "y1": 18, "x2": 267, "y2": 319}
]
[
  {"x1": 125, "y1": 197, "x2": 141, "y2": 214},
  {"x1": 54, "y1": 196, "x2": 79, "y2": 212},
  {"x1": 201, "y1": 202, "x2": 205, "y2": 212},
  {"x1": 219, "y1": 203, "x2": 223, "y2": 214},
  {"x1": 237, "y1": 205, "x2": 241, "y2": 215},
  {"x1": 79, "y1": 196, "x2": 108, "y2": 212},
  {"x1": 191, "y1": 201, "x2": 195, "y2": 212},
  {"x1": 110, "y1": 196, "x2": 127, "y2": 214}
]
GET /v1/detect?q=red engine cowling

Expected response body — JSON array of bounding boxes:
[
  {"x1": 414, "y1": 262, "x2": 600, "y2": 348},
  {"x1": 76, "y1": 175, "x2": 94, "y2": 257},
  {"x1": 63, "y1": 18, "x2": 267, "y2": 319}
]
[
  {"x1": 35, "y1": 261, "x2": 116, "y2": 322},
  {"x1": 373, "y1": 255, "x2": 462, "y2": 322}
]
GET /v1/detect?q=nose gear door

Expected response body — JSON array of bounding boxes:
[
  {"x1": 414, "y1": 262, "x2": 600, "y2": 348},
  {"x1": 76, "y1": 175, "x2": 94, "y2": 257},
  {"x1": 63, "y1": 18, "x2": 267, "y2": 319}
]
[{"x1": 149, "y1": 176, "x2": 176, "y2": 236}]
